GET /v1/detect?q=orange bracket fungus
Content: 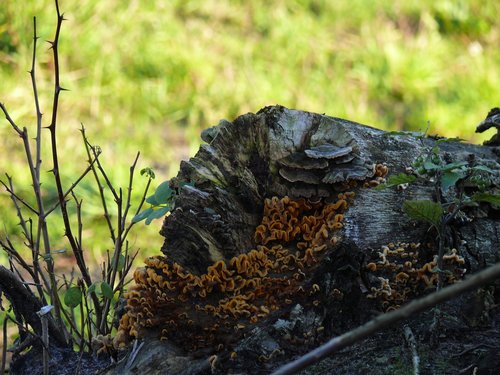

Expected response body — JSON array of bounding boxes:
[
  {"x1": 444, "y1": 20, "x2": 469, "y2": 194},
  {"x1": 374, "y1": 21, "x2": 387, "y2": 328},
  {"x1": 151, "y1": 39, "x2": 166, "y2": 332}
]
[
  {"x1": 365, "y1": 243, "x2": 467, "y2": 311},
  {"x1": 114, "y1": 194, "x2": 354, "y2": 350}
]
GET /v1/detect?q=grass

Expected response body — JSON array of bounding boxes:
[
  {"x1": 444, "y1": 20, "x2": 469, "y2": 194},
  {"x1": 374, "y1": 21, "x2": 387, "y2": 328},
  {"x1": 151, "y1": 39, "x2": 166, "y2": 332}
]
[{"x1": 0, "y1": 0, "x2": 499, "y2": 272}]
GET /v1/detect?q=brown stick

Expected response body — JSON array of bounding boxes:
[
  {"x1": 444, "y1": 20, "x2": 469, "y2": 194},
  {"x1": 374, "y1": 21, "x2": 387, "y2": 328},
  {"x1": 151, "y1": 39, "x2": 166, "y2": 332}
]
[{"x1": 272, "y1": 262, "x2": 500, "y2": 375}]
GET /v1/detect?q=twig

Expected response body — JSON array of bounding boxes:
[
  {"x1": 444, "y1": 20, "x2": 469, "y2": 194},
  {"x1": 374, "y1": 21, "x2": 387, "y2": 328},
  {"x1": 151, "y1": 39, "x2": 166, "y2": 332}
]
[
  {"x1": 451, "y1": 343, "x2": 500, "y2": 358},
  {"x1": 403, "y1": 324, "x2": 419, "y2": 375},
  {"x1": 125, "y1": 340, "x2": 145, "y2": 370},
  {"x1": 121, "y1": 152, "x2": 140, "y2": 232},
  {"x1": 271, "y1": 262, "x2": 500, "y2": 375},
  {"x1": 37, "y1": 305, "x2": 53, "y2": 375},
  {"x1": 0, "y1": 178, "x2": 39, "y2": 215},
  {"x1": 43, "y1": 159, "x2": 100, "y2": 217},
  {"x1": 81, "y1": 126, "x2": 116, "y2": 243}
]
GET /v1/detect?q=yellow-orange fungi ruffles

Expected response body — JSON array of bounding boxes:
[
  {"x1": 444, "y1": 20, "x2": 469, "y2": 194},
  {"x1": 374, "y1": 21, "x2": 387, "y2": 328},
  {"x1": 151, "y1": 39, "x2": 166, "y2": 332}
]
[
  {"x1": 366, "y1": 243, "x2": 466, "y2": 311},
  {"x1": 114, "y1": 194, "x2": 354, "y2": 350}
]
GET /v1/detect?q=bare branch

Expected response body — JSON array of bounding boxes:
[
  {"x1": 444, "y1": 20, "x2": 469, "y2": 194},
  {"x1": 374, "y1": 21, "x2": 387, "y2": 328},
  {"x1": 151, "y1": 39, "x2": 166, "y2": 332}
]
[
  {"x1": 43, "y1": 157, "x2": 100, "y2": 217},
  {"x1": 30, "y1": 16, "x2": 43, "y2": 182},
  {"x1": 121, "y1": 152, "x2": 140, "y2": 231},
  {"x1": 0, "y1": 102, "x2": 23, "y2": 135},
  {"x1": 81, "y1": 126, "x2": 116, "y2": 243},
  {"x1": 271, "y1": 262, "x2": 500, "y2": 375}
]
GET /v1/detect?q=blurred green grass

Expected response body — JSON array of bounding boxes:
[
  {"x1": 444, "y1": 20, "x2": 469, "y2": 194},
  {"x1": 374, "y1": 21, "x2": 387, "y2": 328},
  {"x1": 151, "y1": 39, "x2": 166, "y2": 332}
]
[{"x1": 0, "y1": 0, "x2": 499, "y2": 270}]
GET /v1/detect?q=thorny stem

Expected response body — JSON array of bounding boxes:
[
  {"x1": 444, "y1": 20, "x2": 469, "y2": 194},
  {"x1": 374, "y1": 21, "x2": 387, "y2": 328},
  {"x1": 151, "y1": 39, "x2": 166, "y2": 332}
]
[{"x1": 46, "y1": 0, "x2": 103, "y2": 328}]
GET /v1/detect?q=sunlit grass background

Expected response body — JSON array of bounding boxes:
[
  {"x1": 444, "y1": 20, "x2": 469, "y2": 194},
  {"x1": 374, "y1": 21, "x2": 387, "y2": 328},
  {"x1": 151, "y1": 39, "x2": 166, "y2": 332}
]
[{"x1": 1, "y1": 0, "x2": 499, "y2": 275}]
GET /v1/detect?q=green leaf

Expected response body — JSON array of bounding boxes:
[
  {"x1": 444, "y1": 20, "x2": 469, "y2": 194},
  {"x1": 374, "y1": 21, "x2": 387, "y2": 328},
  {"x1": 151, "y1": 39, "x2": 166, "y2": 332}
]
[
  {"x1": 435, "y1": 137, "x2": 465, "y2": 144},
  {"x1": 439, "y1": 161, "x2": 468, "y2": 172},
  {"x1": 472, "y1": 165, "x2": 497, "y2": 174},
  {"x1": 145, "y1": 194, "x2": 159, "y2": 205},
  {"x1": 140, "y1": 167, "x2": 156, "y2": 179},
  {"x1": 403, "y1": 200, "x2": 443, "y2": 229},
  {"x1": 132, "y1": 207, "x2": 154, "y2": 223},
  {"x1": 441, "y1": 170, "x2": 466, "y2": 191},
  {"x1": 375, "y1": 173, "x2": 416, "y2": 190},
  {"x1": 423, "y1": 161, "x2": 441, "y2": 171},
  {"x1": 64, "y1": 287, "x2": 82, "y2": 308},
  {"x1": 101, "y1": 282, "x2": 114, "y2": 299},
  {"x1": 471, "y1": 192, "x2": 500, "y2": 206},
  {"x1": 145, "y1": 205, "x2": 171, "y2": 225},
  {"x1": 153, "y1": 181, "x2": 174, "y2": 204}
]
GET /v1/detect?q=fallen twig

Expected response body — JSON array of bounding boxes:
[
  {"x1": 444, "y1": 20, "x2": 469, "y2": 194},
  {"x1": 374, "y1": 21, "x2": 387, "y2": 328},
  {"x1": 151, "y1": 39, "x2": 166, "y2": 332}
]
[{"x1": 272, "y1": 262, "x2": 500, "y2": 375}]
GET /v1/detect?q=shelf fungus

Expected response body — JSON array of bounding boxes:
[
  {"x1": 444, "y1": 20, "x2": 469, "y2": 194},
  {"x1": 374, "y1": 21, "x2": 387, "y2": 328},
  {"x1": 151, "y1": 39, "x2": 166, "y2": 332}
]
[
  {"x1": 365, "y1": 243, "x2": 466, "y2": 310},
  {"x1": 114, "y1": 195, "x2": 354, "y2": 351}
]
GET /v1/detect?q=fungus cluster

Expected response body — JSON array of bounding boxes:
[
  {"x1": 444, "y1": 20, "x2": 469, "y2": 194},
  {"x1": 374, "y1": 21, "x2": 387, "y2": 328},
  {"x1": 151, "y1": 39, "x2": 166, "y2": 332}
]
[
  {"x1": 114, "y1": 194, "x2": 354, "y2": 350},
  {"x1": 366, "y1": 243, "x2": 466, "y2": 311},
  {"x1": 363, "y1": 163, "x2": 389, "y2": 188},
  {"x1": 276, "y1": 141, "x2": 376, "y2": 186}
]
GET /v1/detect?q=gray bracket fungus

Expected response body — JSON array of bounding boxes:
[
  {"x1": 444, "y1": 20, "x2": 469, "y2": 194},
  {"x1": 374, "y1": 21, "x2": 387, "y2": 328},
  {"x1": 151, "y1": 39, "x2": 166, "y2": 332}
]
[
  {"x1": 304, "y1": 144, "x2": 353, "y2": 159},
  {"x1": 270, "y1": 114, "x2": 375, "y2": 186}
]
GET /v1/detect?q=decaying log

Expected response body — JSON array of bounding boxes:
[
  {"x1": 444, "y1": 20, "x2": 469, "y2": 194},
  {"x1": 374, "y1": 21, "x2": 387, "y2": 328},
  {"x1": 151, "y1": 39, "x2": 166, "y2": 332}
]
[
  {"x1": 10, "y1": 106, "x2": 497, "y2": 374},
  {"x1": 106, "y1": 106, "x2": 499, "y2": 375}
]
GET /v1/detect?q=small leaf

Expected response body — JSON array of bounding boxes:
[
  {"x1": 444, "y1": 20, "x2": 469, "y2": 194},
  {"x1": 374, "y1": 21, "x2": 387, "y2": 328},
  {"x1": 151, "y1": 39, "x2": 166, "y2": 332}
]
[
  {"x1": 435, "y1": 137, "x2": 465, "y2": 144},
  {"x1": 403, "y1": 200, "x2": 443, "y2": 229},
  {"x1": 439, "y1": 161, "x2": 468, "y2": 172},
  {"x1": 145, "y1": 194, "x2": 160, "y2": 205},
  {"x1": 423, "y1": 161, "x2": 441, "y2": 171},
  {"x1": 441, "y1": 170, "x2": 466, "y2": 191},
  {"x1": 140, "y1": 167, "x2": 156, "y2": 179},
  {"x1": 471, "y1": 192, "x2": 500, "y2": 206},
  {"x1": 145, "y1": 205, "x2": 171, "y2": 225},
  {"x1": 153, "y1": 181, "x2": 174, "y2": 204},
  {"x1": 472, "y1": 165, "x2": 496, "y2": 174},
  {"x1": 64, "y1": 287, "x2": 82, "y2": 308},
  {"x1": 375, "y1": 173, "x2": 416, "y2": 190},
  {"x1": 132, "y1": 207, "x2": 154, "y2": 223},
  {"x1": 101, "y1": 282, "x2": 114, "y2": 299}
]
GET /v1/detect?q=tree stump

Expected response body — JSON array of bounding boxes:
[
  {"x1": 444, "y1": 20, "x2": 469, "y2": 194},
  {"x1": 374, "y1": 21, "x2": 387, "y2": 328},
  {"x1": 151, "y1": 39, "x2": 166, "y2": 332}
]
[{"x1": 107, "y1": 106, "x2": 499, "y2": 375}]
